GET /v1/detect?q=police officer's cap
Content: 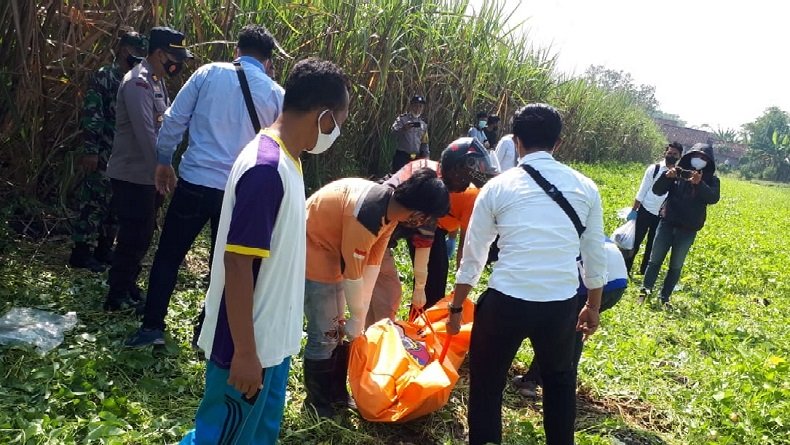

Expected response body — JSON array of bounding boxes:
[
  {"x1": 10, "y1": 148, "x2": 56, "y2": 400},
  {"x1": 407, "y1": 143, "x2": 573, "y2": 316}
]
[
  {"x1": 119, "y1": 31, "x2": 148, "y2": 52},
  {"x1": 410, "y1": 95, "x2": 427, "y2": 105},
  {"x1": 148, "y1": 27, "x2": 194, "y2": 61}
]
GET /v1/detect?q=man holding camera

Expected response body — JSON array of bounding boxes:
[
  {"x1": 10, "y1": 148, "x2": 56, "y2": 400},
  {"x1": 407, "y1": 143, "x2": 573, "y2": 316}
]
[
  {"x1": 639, "y1": 143, "x2": 720, "y2": 307},
  {"x1": 390, "y1": 95, "x2": 429, "y2": 172}
]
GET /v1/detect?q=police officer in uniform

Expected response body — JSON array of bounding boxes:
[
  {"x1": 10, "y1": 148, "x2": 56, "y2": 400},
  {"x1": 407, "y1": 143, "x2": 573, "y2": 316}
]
[
  {"x1": 390, "y1": 95, "x2": 429, "y2": 172},
  {"x1": 104, "y1": 27, "x2": 193, "y2": 311},
  {"x1": 69, "y1": 31, "x2": 148, "y2": 273}
]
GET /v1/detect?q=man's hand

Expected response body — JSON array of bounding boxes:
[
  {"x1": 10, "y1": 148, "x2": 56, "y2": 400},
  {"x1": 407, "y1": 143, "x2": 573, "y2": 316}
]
[
  {"x1": 228, "y1": 351, "x2": 263, "y2": 399},
  {"x1": 411, "y1": 287, "x2": 426, "y2": 310},
  {"x1": 690, "y1": 171, "x2": 702, "y2": 185},
  {"x1": 447, "y1": 312, "x2": 463, "y2": 335},
  {"x1": 155, "y1": 165, "x2": 177, "y2": 195},
  {"x1": 666, "y1": 167, "x2": 678, "y2": 179},
  {"x1": 80, "y1": 154, "x2": 99, "y2": 173},
  {"x1": 576, "y1": 305, "x2": 600, "y2": 342}
]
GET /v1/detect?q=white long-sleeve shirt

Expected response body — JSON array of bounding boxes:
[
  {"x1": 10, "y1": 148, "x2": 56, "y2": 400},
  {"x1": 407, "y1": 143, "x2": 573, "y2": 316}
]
[
  {"x1": 634, "y1": 163, "x2": 669, "y2": 216},
  {"x1": 456, "y1": 151, "x2": 606, "y2": 302},
  {"x1": 494, "y1": 134, "x2": 518, "y2": 171}
]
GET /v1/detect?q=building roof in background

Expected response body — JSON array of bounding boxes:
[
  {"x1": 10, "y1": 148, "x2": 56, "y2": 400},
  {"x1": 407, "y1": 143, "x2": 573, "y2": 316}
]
[{"x1": 654, "y1": 119, "x2": 749, "y2": 161}]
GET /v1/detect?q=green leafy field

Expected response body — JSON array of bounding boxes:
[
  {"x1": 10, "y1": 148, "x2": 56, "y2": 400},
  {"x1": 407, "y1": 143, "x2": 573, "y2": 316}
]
[{"x1": 0, "y1": 165, "x2": 788, "y2": 444}]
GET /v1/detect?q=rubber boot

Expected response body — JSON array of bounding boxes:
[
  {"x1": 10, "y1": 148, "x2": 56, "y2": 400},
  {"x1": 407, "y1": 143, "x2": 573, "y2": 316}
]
[
  {"x1": 330, "y1": 341, "x2": 356, "y2": 409},
  {"x1": 94, "y1": 236, "x2": 114, "y2": 264},
  {"x1": 303, "y1": 357, "x2": 336, "y2": 418},
  {"x1": 69, "y1": 242, "x2": 106, "y2": 273}
]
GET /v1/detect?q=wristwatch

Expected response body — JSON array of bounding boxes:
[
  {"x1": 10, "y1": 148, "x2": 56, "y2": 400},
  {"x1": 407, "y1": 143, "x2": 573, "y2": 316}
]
[{"x1": 448, "y1": 303, "x2": 463, "y2": 314}]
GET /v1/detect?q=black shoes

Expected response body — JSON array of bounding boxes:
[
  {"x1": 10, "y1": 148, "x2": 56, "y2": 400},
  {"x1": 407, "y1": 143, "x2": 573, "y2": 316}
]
[
  {"x1": 69, "y1": 242, "x2": 106, "y2": 273},
  {"x1": 103, "y1": 286, "x2": 145, "y2": 314}
]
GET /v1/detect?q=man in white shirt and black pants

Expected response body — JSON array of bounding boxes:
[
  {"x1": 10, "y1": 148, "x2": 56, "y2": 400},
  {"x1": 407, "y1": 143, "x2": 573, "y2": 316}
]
[
  {"x1": 624, "y1": 142, "x2": 683, "y2": 275},
  {"x1": 447, "y1": 104, "x2": 606, "y2": 445}
]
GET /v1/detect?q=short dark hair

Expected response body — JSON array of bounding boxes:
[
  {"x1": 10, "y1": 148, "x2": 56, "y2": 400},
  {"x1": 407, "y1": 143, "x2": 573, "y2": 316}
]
[
  {"x1": 476, "y1": 111, "x2": 488, "y2": 120},
  {"x1": 667, "y1": 141, "x2": 683, "y2": 152},
  {"x1": 283, "y1": 57, "x2": 351, "y2": 113},
  {"x1": 237, "y1": 24, "x2": 275, "y2": 59},
  {"x1": 512, "y1": 103, "x2": 562, "y2": 150},
  {"x1": 487, "y1": 114, "x2": 500, "y2": 125},
  {"x1": 393, "y1": 168, "x2": 450, "y2": 218}
]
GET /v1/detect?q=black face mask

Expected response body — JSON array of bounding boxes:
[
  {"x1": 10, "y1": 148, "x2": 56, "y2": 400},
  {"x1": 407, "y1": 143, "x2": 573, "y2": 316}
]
[
  {"x1": 665, "y1": 155, "x2": 679, "y2": 165},
  {"x1": 126, "y1": 54, "x2": 143, "y2": 69},
  {"x1": 163, "y1": 59, "x2": 184, "y2": 77}
]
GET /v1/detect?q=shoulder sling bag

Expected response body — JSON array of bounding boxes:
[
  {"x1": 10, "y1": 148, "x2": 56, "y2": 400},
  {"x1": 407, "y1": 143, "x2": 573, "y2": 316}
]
[
  {"x1": 233, "y1": 61, "x2": 261, "y2": 133},
  {"x1": 521, "y1": 164, "x2": 586, "y2": 237}
]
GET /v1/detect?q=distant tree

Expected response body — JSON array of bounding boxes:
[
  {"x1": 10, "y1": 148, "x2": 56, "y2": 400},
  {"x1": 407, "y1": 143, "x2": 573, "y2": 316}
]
[
  {"x1": 584, "y1": 65, "x2": 659, "y2": 113},
  {"x1": 651, "y1": 110, "x2": 687, "y2": 127},
  {"x1": 740, "y1": 107, "x2": 790, "y2": 182},
  {"x1": 742, "y1": 107, "x2": 790, "y2": 149},
  {"x1": 714, "y1": 127, "x2": 741, "y2": 143}
]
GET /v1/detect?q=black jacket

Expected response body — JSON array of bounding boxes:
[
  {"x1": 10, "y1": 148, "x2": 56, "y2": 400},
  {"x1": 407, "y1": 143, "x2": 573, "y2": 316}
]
[{"x1": 653, "y1": 143, "x2": 720, "y2": 231}]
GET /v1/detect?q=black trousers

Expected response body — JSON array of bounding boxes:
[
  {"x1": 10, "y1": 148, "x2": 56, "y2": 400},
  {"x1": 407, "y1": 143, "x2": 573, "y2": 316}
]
[
  {"x1": 469, "y1": 288, "x2": 577, "y2": 445},
  {"x1": 625, "y1": 206, "x2": 660, "y2": 274},
  {"x1": 108, "y1": 179, "x2": 159, "y2": 300},
  {"x1": 407, "y1": 228, "x2": 448, "y2": 309},
  {"x1": 142, "y1": 179, "x2": 224, "y2": 331}
]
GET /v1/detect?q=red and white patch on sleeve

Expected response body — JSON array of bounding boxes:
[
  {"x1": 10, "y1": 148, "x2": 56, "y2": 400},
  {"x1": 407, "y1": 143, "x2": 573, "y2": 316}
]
[{"x1": 353, "y1": 248, "x2": 367, "y2": 260}]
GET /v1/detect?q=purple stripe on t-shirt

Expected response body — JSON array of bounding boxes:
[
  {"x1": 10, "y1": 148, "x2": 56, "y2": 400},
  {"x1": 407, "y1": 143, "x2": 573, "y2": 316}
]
[
  {"x1": 226, "y1": 166, "x2": 284, "y2": 252},
  {"x1": 210, "y1": 258, "x2": 263, "y2": 368},
  {"x1": 257, "y1": 134, "x2": 281, "y2": 167}
]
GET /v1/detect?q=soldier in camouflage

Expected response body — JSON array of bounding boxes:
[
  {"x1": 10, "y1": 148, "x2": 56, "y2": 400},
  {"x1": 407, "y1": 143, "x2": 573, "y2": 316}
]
[{"x1": 69, "y1": 31, "x2": 148, "y2": 272}]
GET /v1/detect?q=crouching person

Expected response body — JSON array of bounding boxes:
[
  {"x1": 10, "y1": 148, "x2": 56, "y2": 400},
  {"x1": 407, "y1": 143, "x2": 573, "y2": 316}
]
[
  {"x1": 303, "y1": 169, "x2": 450, "y2": 418},
  {"x1": 513, "y1": 238, "x2": 628, "y2": 396}
]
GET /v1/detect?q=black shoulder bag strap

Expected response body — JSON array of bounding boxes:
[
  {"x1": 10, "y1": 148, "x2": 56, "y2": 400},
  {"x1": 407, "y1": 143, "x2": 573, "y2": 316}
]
[
  {"x1": 233, "y1": 61, "x2": 261, "y2": 133},
  {"x1": 652, "y1": 163, "x2": 661, "y2": 179},
  {"x1": 521, "y1": 164, "x2": 586, "y2": 237}
]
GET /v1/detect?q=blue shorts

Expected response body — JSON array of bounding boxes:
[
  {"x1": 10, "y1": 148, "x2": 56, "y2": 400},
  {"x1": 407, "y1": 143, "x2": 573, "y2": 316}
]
[{"x1": 180, "y1": 357, "x2": 290, "y2": 445}]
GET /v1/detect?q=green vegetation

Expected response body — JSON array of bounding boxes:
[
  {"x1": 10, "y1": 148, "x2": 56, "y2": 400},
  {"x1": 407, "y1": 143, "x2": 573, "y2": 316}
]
[
  {"x1": 1, "y1": 166, "x2": 787, "y2": 444},
  {"x1": 0, "y1": 0, "x2": 664, "y2": 199},
  {"x1": 739, "y1": 107, "x2": 790, "y2": 182}
]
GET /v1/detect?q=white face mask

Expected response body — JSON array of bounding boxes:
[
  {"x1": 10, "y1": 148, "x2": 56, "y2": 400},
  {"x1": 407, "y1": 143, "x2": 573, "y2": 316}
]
[
  {"x1": 307, "y1": 109, "x2": 340, "y2": 155},
  {"x1": 690, "y1": 157, "x2": 707, "y2": 170}
]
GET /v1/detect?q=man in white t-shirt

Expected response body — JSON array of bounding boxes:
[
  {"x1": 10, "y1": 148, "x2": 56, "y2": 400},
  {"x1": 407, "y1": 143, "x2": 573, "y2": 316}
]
[
  {"x1": 180, "y1": 58, "x2": 350, "y2": 445},
  {"x1": 625, "y1": 142, "x2": 683, "y2": 275},
  {"x1": 494, "y1": 133, "x2": 518, "y2": 171}
]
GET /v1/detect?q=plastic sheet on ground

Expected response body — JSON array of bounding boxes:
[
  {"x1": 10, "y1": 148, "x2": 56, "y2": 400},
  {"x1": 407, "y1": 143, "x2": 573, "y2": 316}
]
[{"x1": 0, "y1": 307, "x2": 78, "y2": 353}]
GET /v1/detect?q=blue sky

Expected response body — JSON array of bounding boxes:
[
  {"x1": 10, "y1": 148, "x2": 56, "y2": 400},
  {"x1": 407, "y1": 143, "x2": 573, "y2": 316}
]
[{"x1": 468, "y1": 0, "x2": 790, "y2": 130}]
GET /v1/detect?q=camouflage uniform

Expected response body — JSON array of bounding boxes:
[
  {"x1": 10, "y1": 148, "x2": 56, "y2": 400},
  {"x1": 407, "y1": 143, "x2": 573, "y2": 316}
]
[{"x1": 72, "y1": 63, "x2": 123, "y2": 245}]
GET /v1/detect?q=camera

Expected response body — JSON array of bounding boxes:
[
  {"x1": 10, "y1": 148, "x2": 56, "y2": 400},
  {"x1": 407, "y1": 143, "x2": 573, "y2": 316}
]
[
  {"x1": 410, "y1": 122, "x2": 422, "y2": 128},
  {"x1": 676, "y1": 168, "x2": 694, "y2": 180}
]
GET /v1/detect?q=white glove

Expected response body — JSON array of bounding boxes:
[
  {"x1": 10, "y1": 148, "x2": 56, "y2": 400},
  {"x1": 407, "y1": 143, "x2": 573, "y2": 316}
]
[
  {"x1": 343, "y1": 266, "x2": 381, "y2": 339},
  {"x1": 412, "y1": 248, "x2": 429, "y2": 310},
  {"x1": 343, "y1": 278, "x2": 365, "y2": 339},
  {"x1": 411, "y1": 287, "x2": 426, "y2": 310}
]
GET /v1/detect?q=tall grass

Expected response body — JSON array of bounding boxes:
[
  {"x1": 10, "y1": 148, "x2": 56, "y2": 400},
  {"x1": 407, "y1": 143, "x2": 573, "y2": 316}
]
[{"x1": 0, "y1": 0, "x2": 664, "y2": 199}]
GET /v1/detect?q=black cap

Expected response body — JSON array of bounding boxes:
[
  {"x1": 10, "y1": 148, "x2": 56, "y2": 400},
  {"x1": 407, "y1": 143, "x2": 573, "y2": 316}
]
[
  {"x1": 119, "y1": 31, "x2": 148, "y2": 52},
  {"x1": 149, "y1": 27, "x2": 193, "y2": 60},
  {"x1": 410, "y1": 95, "x2": 426, "y2": 104}
]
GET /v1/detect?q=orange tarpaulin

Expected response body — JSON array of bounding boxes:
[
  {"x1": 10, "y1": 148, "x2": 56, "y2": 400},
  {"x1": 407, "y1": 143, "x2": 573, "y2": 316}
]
[{"x1": 349, "y1": 295, "x2": 474, "y2": 422}]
